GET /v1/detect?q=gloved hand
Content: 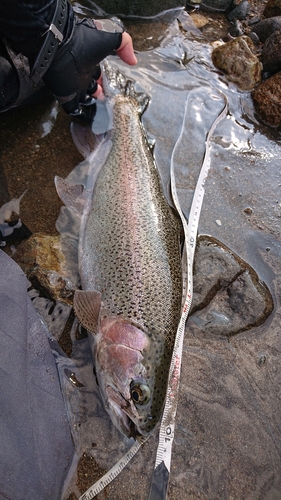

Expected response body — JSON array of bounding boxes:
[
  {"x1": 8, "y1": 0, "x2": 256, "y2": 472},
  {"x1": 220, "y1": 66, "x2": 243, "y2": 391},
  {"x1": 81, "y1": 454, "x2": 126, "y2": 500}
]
[{"x1": 43, "y1": 16, "x2": 137, "y2": 122}]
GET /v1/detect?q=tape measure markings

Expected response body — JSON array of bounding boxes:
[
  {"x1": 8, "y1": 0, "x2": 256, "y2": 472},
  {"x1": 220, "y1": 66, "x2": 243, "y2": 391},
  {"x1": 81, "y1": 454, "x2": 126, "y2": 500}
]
[
  {"x1": 149, "y1": 91, "x2": 228, "y2": 495},
  {"x1": 79, "y1": 438, "x2": 146, "y2": 500}
]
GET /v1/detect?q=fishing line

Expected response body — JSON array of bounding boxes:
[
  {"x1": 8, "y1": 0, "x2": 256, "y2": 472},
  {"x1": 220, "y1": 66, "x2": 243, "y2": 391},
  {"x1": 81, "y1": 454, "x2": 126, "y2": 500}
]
[{"x1": 78, "y1": 89, "x2": 227, "y2": 500}]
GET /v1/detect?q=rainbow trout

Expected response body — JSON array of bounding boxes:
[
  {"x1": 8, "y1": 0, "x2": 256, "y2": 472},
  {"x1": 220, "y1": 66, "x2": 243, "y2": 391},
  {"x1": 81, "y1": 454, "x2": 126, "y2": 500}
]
[{"x1": 63, "y1": 63, "x2": 182, "y2": 438}]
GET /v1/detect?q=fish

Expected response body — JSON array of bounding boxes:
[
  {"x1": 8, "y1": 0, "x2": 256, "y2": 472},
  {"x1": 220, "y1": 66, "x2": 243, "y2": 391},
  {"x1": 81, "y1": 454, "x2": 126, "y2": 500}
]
[{"x1": 56, "y1": 62, "x2": 183, "y2": 438}]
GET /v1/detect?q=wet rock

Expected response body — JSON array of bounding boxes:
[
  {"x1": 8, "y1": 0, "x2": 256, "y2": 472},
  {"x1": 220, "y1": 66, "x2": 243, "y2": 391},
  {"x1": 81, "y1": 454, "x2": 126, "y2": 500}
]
[
  {"x1": 14, "y1": 233, "x2": 74, "y2": 304},
  {"x1": 189, "y1": 0, "x2": 233, "y2": 11},
  {"x1": 93, "y1": 0, "x2": 184, "y2": 16},
  {"x1": 248, "y1": 31, "x2": 260, "y2": 45},
  {"x1": 189, "y1": 12, "x2": 210, "y2": 29},
  {"x1": 252, "y1": 71, "x2": 281, "y2": 126},
  {"x1": 229, "y1": 19, "x2": 244, "y2": 37},
  {"x1": 228, "y1": 0, "x2": 249, "y2": 21},
  {"x1": 189, "y1": 236, "x2": 273, "y2": 337},
  {"x1": 251, "y1": 16, "x2": 281, "y2": 43},
  {"x1": 212, "y1": 36, "x2": 262, "y2": 90},
  {"x1": 248, "y1": 17, "x2": 262, "y2": 26},
  {"x1": 262, "y1": 29, "x2": 281, "y2": 73},
  {"x1": 264, "y1": 0, "x2": 281, "y2": 18}
]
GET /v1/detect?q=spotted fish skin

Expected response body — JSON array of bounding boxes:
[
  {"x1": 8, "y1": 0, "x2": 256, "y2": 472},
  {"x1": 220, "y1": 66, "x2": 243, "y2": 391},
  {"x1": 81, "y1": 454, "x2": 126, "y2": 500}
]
[{"x1": 75, "y1": 71, "x2": 182, "y2": 437}]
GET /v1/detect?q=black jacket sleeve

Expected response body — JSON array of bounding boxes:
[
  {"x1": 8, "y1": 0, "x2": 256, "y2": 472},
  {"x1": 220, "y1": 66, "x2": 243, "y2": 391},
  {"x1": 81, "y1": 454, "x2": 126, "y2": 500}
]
[
  {"x1": 0, "y1": 0, "x2": 73, "y2": 56},
  {"x1": 0, "y1": 1, "x2": 124, "y2": 122}
]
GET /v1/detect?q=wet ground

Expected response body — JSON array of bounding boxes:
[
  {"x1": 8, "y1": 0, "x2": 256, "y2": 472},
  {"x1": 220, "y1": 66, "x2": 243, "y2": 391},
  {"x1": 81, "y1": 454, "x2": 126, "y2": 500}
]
[{"x1": 1, "y1": 2, "x2": 281, "y2": 500}]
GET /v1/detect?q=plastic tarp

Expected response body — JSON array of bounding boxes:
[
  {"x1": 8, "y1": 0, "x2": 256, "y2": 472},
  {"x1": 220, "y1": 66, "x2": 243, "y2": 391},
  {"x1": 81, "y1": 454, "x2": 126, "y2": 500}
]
[{"x1": 0, "y1": 250, "x2": 74, "y2": 500}]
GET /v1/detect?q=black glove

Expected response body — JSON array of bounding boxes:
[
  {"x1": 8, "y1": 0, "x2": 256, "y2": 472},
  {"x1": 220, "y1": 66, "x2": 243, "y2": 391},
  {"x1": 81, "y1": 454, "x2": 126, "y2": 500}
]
[{"x1": 43, "y1": 17, "x2": 124, "y2": 122}]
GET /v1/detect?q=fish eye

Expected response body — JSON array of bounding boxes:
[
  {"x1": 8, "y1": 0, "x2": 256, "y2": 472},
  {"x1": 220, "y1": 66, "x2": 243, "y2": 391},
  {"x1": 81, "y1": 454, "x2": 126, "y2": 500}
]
[{"x1": 130, "y1": 381, "x2": 150, "y2": 405}]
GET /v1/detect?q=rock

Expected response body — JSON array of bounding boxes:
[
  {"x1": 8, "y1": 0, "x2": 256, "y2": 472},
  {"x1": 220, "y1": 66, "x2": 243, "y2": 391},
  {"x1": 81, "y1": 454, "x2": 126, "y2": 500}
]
[
  {"x1": 252, "y1": 71, "x2": 281, "y2": 126},
  {"x1": 252, "y1": 16, "x2": 281, "y2": 43},
  {"x1": 229, "y1": 19, "x2": 244, "y2": 37},
  {"x1": 189, "y1": 236, "x2": 273, "y2": 337},
  {"x1": 264, "y1": 0, "x2": 281, "y2": 18},
  {"x1": 14, "y1": 233, "x2": 74, "y2": 304},
  {"x1": 212, "y1": 36, "x2": 262, "y2": 90},
  {"x1": 93, "y1": 0, "x2": 185, "y2": 16},
  {"x1": 244, "y1": 207, "x2": 253, "y2": 215},
  {"x1": 190, "y1": 12, "x2": 210, "y2": 28},
  {"x1": 248, "y1": 31, "x2": 260, "y2": 45},
  {"x1": 248, "y1": 17, "x2": 262, "y2": 26},
  {"x1": 262, "y1": 29, "x2": 281, "y2": 73},
  {"x1": 228, "y1": 0, "x2": 250, "y2": 21},
  {"x1": 186, "y1": 0, "x2": 233, "y2": 11}
]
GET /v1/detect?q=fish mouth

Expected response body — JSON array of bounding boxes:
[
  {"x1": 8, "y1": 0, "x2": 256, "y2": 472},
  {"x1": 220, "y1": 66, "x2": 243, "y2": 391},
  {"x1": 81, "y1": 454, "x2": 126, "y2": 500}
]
[
  {"x1": 118, "y1": 407, "x2": 140, "y2": 439},
  {"x1": 105, "y1": 384, "x2": 143, "y2": 439}
]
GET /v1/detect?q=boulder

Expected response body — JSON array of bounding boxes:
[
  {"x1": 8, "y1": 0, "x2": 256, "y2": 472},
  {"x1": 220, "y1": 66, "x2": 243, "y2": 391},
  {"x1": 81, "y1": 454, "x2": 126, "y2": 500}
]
[
  {"x1": 264, "y1": 0, "x2": 281, "y2": 18},
  {"x1": 212, "y1": 36, "x2": 262, "y2": 90},
  {"x1": 252, "y1": 71, "x2": 281, "y2": 126},
  {"x1": 262, "y1": 29, "x2": 281, "y2": 73},
  {"x1": 251, "y1": 16, "x2": 281, "y2": 42}
]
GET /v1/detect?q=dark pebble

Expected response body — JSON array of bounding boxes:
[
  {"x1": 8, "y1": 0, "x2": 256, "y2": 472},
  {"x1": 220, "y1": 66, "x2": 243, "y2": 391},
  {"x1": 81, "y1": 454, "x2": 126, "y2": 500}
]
[
  {"x1": 248, "y1": 32, "x2": 260, "y2": 45},
  {"x1": 257, "y1": 354, "x2": 267, "y2": 366},
  {"x1": 228, "y1": 0, "x2": 250, "y2": 21},
  {"x1": 244, "y1": 207, "x2": 253, "y2": 215},
  {"x1": 229, "y1": 19, "x2": 244, "y2": 37},
  {"x1": 252, "y1": 17, "x2": 281, "y2": 43}
]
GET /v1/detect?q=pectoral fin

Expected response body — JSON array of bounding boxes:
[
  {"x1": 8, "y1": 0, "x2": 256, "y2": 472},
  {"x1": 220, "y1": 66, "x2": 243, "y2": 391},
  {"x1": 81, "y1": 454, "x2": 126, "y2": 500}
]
[{"x1": 73, "y1": 290, "x2": 101, "y2": 334}]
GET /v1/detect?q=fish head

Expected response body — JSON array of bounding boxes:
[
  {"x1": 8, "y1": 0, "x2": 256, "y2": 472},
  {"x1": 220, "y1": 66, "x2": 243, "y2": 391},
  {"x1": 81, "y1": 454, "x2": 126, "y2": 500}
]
[
  {"x1": 74, "y1": 290, "x2": 171, "y2": 438},
  {"x1": 94, "y1": 316, "x2": 169, "y2": 439}
]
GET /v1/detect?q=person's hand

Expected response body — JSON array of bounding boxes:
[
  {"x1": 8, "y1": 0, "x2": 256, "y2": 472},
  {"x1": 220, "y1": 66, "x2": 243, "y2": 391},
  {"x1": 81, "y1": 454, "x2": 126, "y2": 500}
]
[
  {"x1": 116, "y1": 31, "x2": 138, "y2": 66},
  {"x1": 92, "y1": 31, "x2": 137, "y2": 100},
  {"x1": 43, "y1": 17, "x2": 137, "y2": 122}
]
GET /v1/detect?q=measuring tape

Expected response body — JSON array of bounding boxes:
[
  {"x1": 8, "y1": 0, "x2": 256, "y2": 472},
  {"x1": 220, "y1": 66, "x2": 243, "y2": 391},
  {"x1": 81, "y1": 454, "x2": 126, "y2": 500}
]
[
  {"x1": 78, "y1": 438, "x2": 146, "y2": 500},
  {"x1": 78, "y1": 90, "x2": 228, "y2": 500},
  {"x1": 148, "y1": 90, "x2": 228, "y2": 499}
]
